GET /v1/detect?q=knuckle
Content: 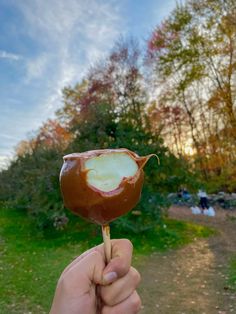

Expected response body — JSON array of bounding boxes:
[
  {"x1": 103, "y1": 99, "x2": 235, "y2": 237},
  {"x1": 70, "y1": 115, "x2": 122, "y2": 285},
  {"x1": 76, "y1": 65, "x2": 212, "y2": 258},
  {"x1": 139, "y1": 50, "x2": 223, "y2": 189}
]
[
  {"x1": 122, "y1": 238, "x2": 133, "y2": 252},
  {"x1": 117, "y1": 258, "x2": 128, "y2": 273},
  {"x1": 131, "y1": 292, "x2": 142, "y2": 313},
  {"x1": 100, "y1": 287, "x2": 114, "y2": 306},
  {"x1": 130, "y1": 267, "x2": 141, "y2": 286}
]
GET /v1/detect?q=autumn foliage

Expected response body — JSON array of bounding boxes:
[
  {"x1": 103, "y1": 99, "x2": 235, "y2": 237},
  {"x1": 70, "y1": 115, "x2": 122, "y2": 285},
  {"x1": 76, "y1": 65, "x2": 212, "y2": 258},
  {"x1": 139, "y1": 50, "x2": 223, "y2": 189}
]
[
  {"x1": 147, "y1": 0, "x2": 236, "y2": 191},
  {"x1": 0, "y1": 0, "x2": 235, "y2": 230}
]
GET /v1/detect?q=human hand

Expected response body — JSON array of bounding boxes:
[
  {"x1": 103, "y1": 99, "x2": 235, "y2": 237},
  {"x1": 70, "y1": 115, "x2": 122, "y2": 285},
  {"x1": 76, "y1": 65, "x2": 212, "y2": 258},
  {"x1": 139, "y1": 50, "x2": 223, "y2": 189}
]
[{"x1": 50, "y1": 239, "x2": 141, "y2": 314}]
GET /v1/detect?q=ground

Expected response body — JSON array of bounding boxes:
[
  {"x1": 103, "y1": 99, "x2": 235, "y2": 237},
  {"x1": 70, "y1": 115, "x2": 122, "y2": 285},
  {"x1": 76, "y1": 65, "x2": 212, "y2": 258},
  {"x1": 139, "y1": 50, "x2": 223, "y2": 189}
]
[
  {"x1": 0, "y1": 206, "x2": 235, "y2": 313},
  {"x1": 137, "y1": 206, "x2": 236, "y2": 314}
]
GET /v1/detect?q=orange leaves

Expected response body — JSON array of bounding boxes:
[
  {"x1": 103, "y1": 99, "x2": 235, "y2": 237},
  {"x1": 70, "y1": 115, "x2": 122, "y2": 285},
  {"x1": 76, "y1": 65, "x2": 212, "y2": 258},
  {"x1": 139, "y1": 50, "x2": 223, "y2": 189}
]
[
  {"x1": 35, "y1": 119, "x2": 72, "y2": 150},
  {"x1": 15, "y1": 119, "x2": 72, "y2": 157},
  {"x1": 15, "y1": 139, "x2": 37, "y2": 157}
]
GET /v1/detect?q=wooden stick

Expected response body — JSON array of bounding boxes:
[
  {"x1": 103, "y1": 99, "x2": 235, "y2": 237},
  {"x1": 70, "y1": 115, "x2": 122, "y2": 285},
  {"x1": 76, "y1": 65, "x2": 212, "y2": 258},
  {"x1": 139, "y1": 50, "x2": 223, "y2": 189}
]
[{"x1": 102, "y1": 224, "x2": 111, "y2": 263}]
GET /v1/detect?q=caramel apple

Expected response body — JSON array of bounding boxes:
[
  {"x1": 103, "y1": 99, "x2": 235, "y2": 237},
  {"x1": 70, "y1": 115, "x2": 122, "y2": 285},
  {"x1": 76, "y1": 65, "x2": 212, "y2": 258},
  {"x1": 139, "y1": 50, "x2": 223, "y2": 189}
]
[
  {"x1": 60, "y1": 148, "x2": 157, "y2": 262},
  {"x1": 60, "y1": 148, "x2": 154, "y2": 225}
]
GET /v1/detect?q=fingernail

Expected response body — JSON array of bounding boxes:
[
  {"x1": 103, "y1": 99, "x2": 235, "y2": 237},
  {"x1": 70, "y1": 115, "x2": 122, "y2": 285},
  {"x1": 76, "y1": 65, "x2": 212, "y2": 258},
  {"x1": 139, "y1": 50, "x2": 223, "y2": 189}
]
[{"x1": 103, "y1": 272, "x2": 118, "y2": 284}]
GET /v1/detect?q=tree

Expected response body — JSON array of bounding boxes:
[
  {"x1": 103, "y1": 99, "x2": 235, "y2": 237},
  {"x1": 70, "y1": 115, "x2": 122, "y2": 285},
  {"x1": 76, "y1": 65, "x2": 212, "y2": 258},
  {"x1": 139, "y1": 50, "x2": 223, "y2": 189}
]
[
  {"x1": 147, "y1": 0, "x2": 236, "y2": 190},
  {"x1": 0, "y1": 37, "x2": 198, "y2": 231}
]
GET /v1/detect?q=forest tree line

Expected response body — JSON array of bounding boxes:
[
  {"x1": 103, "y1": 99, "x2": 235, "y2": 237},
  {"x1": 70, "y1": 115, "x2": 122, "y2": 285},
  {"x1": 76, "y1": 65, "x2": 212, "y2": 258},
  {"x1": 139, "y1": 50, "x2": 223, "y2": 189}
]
[{"x1": 0, "y1": 0, "x2": 235, "y2": 230}]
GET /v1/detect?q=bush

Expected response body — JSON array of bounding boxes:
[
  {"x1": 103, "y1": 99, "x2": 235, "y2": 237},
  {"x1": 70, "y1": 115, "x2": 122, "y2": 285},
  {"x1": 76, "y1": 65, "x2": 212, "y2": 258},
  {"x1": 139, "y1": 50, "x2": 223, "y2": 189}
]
[
  {"x1": 0, "y1": 38, "x2": 197, "y2": 232},
  {"x1": 112, "y1": 185, "x2": 169, "y2": 233},
  {"x1": 0, "y1": 147, "x2": 65, "y2": 229},
  {"x1": 0, "y1": 112, "x2": 198, "y2": 233}
]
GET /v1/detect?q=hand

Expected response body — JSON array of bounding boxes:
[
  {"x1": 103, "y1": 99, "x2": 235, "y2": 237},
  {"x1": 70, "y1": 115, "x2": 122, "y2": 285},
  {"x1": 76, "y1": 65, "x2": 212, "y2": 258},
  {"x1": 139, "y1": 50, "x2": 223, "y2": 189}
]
[{"x1": 50, "y1": 239, "x2": 141, "y2": 314}]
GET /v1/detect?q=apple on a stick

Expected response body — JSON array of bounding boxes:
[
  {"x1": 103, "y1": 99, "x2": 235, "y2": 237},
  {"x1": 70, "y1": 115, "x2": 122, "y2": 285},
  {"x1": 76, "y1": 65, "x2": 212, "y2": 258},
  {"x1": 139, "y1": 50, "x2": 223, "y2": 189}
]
[{"x1": 60, "y1": 148, "x2": 157, "y2": 262}]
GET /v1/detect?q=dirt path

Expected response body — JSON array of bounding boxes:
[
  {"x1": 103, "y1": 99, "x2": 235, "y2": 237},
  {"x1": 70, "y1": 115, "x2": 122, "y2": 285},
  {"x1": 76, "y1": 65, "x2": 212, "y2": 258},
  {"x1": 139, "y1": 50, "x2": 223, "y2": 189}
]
[{"x1": 138, "y1": 206, "x2": 236, "y2": 314}]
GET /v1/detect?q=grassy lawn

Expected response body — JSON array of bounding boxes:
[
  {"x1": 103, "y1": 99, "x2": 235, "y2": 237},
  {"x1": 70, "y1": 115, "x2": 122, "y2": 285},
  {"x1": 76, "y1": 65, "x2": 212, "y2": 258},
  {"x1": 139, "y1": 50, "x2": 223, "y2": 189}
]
[{"x1": 0, "y1": 207, "x2": 214, "y2": 314}]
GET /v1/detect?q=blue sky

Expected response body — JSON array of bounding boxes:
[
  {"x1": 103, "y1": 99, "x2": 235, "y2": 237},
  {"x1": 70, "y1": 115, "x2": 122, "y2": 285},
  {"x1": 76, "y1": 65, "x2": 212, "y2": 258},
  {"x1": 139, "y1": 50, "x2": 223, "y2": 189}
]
[{"x1": 0, "y1": 0, "x2": 176, "y2": 169}]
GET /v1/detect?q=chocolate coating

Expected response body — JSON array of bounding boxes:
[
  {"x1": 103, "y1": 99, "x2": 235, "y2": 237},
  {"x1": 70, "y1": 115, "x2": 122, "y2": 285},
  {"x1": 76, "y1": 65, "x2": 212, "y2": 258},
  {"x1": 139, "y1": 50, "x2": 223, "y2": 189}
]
[{"x1": 60, "y1": 148, "x2": 148, "y2": 225}]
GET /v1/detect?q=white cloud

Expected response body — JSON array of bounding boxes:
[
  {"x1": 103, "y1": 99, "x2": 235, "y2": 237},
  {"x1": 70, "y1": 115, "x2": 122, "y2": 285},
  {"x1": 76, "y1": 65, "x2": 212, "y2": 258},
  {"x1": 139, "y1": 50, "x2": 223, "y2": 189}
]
[
  {"x1": 15, "y1": 0, "x2": 123, "y2": 116},
  {"x1": 18, "y1": 0, "x2": 121, "y2": 46},
  {"x1": 25, "y1": 53, "x2": 49, "y2": 82},
  {"x1": 1, "y1": 0, "x2": 178, "y2": 170},
  {"x1": 0, "y1": 147, "x2": 14, "y2": 170},
  {"x1": 0, "y1": 0, "x2": 178, "y2": 169},
  {"x1": 0, "y1": 0, "x2": 123, "y2": 162},
  {"x1": 0, "y1": 155, "x2": 10, "y2": 170},
  {"x1": 0, "y1": 133, "x2": 21, "y2": 141},
  {"x1": 0, "y1": 50, "x2": 21, "y2": 61}
]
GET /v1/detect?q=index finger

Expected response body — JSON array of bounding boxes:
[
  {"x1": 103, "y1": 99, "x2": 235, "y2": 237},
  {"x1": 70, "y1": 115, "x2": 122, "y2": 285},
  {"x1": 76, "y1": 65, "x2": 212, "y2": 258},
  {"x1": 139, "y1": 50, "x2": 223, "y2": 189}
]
[
  {"x1": 61, "y1": 239, "x2": 133, "y2": 284},
  {"x1": 102, "y1": 239, "x2": 133, "y2": 279}
]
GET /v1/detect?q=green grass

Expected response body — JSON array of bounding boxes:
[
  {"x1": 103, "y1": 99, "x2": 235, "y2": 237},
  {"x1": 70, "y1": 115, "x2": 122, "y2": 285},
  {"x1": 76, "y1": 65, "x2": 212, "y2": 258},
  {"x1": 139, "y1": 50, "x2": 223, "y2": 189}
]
[
  {"x1": 228, "y1": 256, "x2": 236, "y2": 291},
  {"x1": 0, "y1": 207, "x2": 215, "y2": 314}
]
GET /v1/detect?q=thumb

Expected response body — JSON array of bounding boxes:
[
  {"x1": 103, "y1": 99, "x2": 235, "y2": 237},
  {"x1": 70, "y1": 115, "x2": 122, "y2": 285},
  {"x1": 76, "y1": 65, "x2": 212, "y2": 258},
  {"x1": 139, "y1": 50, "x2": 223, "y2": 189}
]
[
  {"x1": 102, "y1": 239, "x2": 133, "y2": 284},
  {"x1": 64, "y1": 250, "x2": 106, "y2": 294}
]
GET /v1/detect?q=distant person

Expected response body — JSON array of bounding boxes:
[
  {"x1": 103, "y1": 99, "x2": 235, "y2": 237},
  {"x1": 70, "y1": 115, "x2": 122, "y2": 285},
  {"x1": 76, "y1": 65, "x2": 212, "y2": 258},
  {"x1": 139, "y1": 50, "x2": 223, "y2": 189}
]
[
  {"x1": 182, "y1": 188, "x2": 190, "y2": 201},
  {"x1": 177, "y1": 188, "x2": 183, "y2": 201},
  {"x1": 197, "y1": 189, "x2": 209, "y2": 213}
]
